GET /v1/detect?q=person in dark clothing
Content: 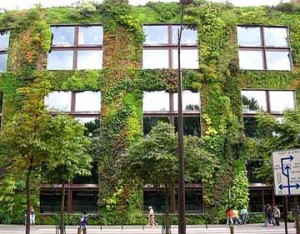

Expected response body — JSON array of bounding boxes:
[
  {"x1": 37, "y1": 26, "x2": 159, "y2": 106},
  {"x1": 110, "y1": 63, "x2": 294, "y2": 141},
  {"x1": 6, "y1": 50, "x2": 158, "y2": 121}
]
[{"x1": 80, "y1": 211, "x2": 88, "y2": 230}]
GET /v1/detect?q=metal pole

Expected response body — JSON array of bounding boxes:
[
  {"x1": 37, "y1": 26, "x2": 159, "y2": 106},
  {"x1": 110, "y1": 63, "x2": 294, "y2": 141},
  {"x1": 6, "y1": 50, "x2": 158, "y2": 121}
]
[
  {"x1": 178, "y1": 4, "x2": 185, "y2": 234},
  {"x1": 284, "y1": 196, "x2": 289, "y2": 234},
  {"x1": 177, "y1": 1, "x2": 193, "y2": 234}
]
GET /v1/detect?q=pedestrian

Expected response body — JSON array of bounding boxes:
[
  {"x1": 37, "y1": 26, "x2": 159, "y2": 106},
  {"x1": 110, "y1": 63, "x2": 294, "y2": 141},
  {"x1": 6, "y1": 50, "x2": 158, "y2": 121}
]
[
  {"x1": 147, "y1": 206, "x2": 157, "y2": 226},
  {"x1": 232, "y1": 208, "x2": 241, "y2": 225},
  {"x1": 264, "y1": 204, "x2": 274, "y2": 227},
  {"x1": 240, "y1": 207, "x2": 248, "y2": 224},
  {"x1": 226, "y1": 208, "x2": 233, "y2": 225},
  {"x1": 80, "y1": 211, "x2": 88, "y2": 231},
  {"x1": 273, "y1": 206, "x2": 280, "y2": 226},
  {"x1": 30, "y1": 206, "x2": 35, "y2": 225}
]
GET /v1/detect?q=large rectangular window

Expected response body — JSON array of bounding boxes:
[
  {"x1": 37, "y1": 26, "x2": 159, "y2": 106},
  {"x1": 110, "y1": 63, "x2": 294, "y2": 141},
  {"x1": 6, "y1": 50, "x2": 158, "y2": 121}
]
[
  {"x1": 47, "y1": 25, "x2": 103, "y2": 70},
  {"x1": 143, "y1": 90, "x2": 201, "y2": 136},
  {"x1": 45, "y1": 91, "x2": 101, "y2": 136},
  {"x1": 237, "y1": 26, "x2": 292, "y2": 71},
  {"x1": 0, "y1": 31, "x2": 9, "y2": 72},
  {"x1": 143, "y1": 25, "x2": 198, "y2": 69},
  {"x1": 242, "y1": 89, "x2": 296, "y2": 137}
]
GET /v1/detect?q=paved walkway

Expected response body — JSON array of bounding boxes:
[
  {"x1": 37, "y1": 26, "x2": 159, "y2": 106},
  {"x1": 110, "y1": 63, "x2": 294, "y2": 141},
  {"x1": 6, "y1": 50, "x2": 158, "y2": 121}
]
[{"x1": 0, "y1": 223, "x2": 297, "y2": 234}]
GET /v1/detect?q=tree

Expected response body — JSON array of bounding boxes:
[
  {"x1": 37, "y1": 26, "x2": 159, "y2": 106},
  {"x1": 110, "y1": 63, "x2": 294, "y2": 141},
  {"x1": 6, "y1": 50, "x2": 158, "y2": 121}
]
[
  {"x1": 245, "y1": 109, "x2": 300, "y2": 183},
  {"x1": 123, "y1": 121, "x2": 217, "y2": 233},
  {"x1": 0, "y1": 79, "x2": 91, "y2": 234}
]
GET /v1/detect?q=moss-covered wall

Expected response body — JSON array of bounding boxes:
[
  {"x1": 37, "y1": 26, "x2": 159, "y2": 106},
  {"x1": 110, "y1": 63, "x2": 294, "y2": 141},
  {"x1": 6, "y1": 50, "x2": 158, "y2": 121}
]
[{"x1": 0, "y1": 0, "x2": 300, "y2": 219}]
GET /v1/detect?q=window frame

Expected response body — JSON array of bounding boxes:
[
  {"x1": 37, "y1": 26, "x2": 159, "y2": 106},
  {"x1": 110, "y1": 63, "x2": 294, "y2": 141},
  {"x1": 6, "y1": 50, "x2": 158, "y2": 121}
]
[
  {"x1": 237, "y1": 25, "x2": 292, "y2": 71},
  {"x1": 143, "y1": 24, "x2": 199, "y2": 69},
  {"x1": 48, "y1": 24, "x2": 103, "y2": 70}
]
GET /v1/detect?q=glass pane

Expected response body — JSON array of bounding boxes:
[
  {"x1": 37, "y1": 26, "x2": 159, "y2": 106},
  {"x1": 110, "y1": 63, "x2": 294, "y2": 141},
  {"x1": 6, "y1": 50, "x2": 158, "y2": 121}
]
[
  {"x1": 241, "y1": 90, "x2": 266, "y2": 112},
  {"x1": 143, "y1": 91, "x2": 169, "y2": 112},
  {"x1": 47, "y1": 51, "x2": 73, "y2": 70},
  {"x1": 266, "y1": 51, "x2": 291, "y2": 71},
  {"x1": 72, "y1": 190, "x2": 98, "y2": 213},
  {"x1": 175, "y1": 117, "x2": 200, "y2": 136},
  {"x1": 144, "y1": 25, "x2": 168, "y2": 44},
  {"x1": 185, "y1": 190, "x2": 203, "y2": 212},
  {"x1": 0, "y1": 92, "x2": 2, "y2": 112},
  {"x1": 239, "y1": 50, "x2": 264, "y2": 70},
  {"x1": 78, "y1": 26, "x2": 103, "y2": 45},
  {"x1": 143, "y1": 190, "x2": 166, "y2": 213},
  {"x1": 243, "y1": 117, "x2": 259, "y2": 137},
  {"x1": 143, "y1": 50, "x2": 169, "y2": 69},
  {"x1": 40, "y1": 191, "x2": 66, "y2": 213},
  {"x1": 75, "y1": 91, "x2": 101, "y2": 112},
  {"x1": 173, "y1": 91, "x2": 200, "y2": 112},
  {"x1": 269, "y1": 91, "x2": 295, "y2": 113},
  {"x1": 0, "y1": 53, "x2": 8, "y2": 72},
  {"x1": 0, "y1": 31, "x2": 10, "y2": 49},
  {"x1": 143, "y1": 117, "x2": 169, "y2": 135},
  {"x1": 44, "y1": 91, "x2": 71, "y2": 112},
  {"x1": 172, "y1": 49, "x2": 199, "y2": 69},
  {"x1": 237, "y1": 26, "x2": 261, "y2": 46},
  {"x1": 249, "y1": 190, "x2": 263, "y2": 212},
  {"x1": 51, "y1": 26, "x2": 75, "y2": 46},
  {"x1": 172, "y1": 26, "x2": 198, "y2": 45},
  {"x1": 77, "y1": 50, "x2": 102, "y2": 69},
  {"x1": 264, "y1": 27, "x2": 289, "y2": 47}
]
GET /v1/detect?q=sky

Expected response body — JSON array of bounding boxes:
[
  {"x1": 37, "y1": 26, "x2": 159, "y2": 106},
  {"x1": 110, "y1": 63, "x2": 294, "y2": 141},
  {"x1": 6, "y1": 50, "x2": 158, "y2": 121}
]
[{"x1": 0, "y1": 0, "x2": 291, "y2": 11}]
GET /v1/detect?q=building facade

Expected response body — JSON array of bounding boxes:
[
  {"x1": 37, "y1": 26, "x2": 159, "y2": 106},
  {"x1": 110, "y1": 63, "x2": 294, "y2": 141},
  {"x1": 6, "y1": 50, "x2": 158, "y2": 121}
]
[{"x1": 0, "y1": 0, "x2": 300, "y2": 220}]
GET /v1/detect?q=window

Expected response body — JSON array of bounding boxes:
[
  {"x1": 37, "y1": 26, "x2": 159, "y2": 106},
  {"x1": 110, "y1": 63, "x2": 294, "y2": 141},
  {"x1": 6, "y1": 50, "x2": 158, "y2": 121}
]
[
  {"x1": 242, "y1": 90, "x2": 296, "y2": 137},
  {"x1": 47, "y1": 25, "x2": 103, "y2": 70},
  {"x1": 0, "y1": 92, "x2": 2, "y2": 129},
  {"x1": 143, "y1": 90, "x2": 200, "y2": 136},
  {"x1": 45, "y1": 91, "x2": 101, "y2": 133},
  {"x1": 143, "y1": 25, "x2": 198, "y2": 69},
  {"x1": 237, "y1": 26, "x2": 292, "y2": 71},
  {"x1": 0, "y1": 31, "x2": 9, "y2": 72}
]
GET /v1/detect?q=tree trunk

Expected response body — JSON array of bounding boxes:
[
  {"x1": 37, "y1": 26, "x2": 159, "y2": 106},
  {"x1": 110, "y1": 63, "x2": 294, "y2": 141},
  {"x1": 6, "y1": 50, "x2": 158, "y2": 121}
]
[
  {"x1": 60, "y1": 182, "x2": 66, "y2": 234},
  {"x1": 25, "y1": 163, "x2": 33, "y2": 234},
  {"x1": 164, "y1": 187, "x2": 171, "y2": 234}
]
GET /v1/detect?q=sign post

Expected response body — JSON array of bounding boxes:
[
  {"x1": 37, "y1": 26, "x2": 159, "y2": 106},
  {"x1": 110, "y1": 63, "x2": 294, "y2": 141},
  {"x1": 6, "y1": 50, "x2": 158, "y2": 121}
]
[{"x1": 272, "y1": 149, "x2": 300, "y2": 234}]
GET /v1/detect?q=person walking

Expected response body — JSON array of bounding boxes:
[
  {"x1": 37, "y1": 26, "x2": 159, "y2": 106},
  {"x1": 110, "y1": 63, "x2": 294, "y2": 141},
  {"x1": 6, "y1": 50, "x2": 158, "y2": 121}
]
[
  {"x1": 264, "y1": 204, "x2": 274, "y2": 227},
  {"x1": 232, "y1": 208, "x2": 241, "y2": 225},
  {"x1": 273, "y1": 206, "x2": 280, "y2": 226},
  {"x1": 226, "y1": 208, "x2": 233, "y2": 225},
  {"x1": 79, "y1": 211, "x2": 88, "y2": 234},
  {"x1": 240, "y1": 207, "x2": 248, "y2": 224},
  {"x1": 147, "y1": 206, "x2": 157, "y2": 226}
]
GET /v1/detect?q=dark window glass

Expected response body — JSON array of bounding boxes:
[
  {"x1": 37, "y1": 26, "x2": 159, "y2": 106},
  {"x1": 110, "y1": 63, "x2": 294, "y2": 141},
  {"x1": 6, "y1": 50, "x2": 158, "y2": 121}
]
[
  {"x1": 72, "y1": 190, "x2": 98, "y2": 213},
  {"x1": 175, "y1": 117, "x2": 200, "y2": 136},
  {"x1": 249, "y1": 190, "x2": 263, "y2": 212},
  {"x1": 243, "y1": 117, "x2": 258, "y2": 138},
  {"x1": 73, "y1": 161, "x2": 98, "y2": 184},
  {"x1": 143, "y1": 190, "x2": 166, "y2": 213},
  {"x1": 185, "y1": 190, "x2": 203, "y2": 213},
  {"x1": 0, "y1": 92, "x2": 3, "y2": 112},
  {"x1": 246, "y1": 160, "x2": 264, "y2": 183},
  {"x1": 40, "y1": 191, "x2": 67, "y2": 213},
  {"x1": 143, "y1": 117, "x2": 169, "y2": 135}
]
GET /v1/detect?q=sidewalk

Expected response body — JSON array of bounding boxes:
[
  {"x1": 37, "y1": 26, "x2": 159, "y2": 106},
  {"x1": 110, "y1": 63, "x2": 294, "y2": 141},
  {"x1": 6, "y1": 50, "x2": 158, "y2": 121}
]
[{"x1": 0, "y1": 223, "x2": 297, "y2": 234}]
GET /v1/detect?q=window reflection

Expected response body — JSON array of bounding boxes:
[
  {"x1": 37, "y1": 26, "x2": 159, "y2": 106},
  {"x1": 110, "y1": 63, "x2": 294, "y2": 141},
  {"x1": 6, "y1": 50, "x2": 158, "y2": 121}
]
[
  {"x1": 47, "y1": 51, "x2": 73, "y2": 70},
  {"x1": 237, "y1": 26, "x2": 261, "y2": 46},
  {"x1": 48, "y1": 25, "x2": 103, "y2": 70},
  {"x1": 77, "y1": 50, "x2": 102, "y2": 70},
  {"x1": 171, "y1": 26, "x2": 198, "y2": 45},
  {"x1": 269, "y1": 91, "x2": 295, "y2": 113},
  {"x1": 243, "y1": 117, "x2": 259, "y2": 137},
  {"x1": 237, "y1": 25, "x2": 291, "y2": 71},
  {"x1": 143, "y1": 50, "x2": 169, "y2": 69},
  {"x1": 51, "y1": 26, "x2": 75, "y2": 46},
  {"x1": 264, "y1": 27, "x2": 289, "y2": 47},
  {"x1": 144, "y1": 25, "x2": 168, "y2": 44},
  {"x1": 238, "y1": 50, "x2": 263, "y2": 70},
  {"x1": 75, "y1": 91, "x2": 101, "y2": 112},
  {"x1": 0, "y1": 54, "x2": 8, "y2": 72},
  {"x1": 143, "y1": 91, "x2": 169, "y2": 112},
  {"x1": 143, "y1": 117, "x2": 169, "y2": 135},
  {"x1": 78, "y1": 26, "x2": 103, "y2": 45},
  {"x1": 173, "y1": 91, "x2": 200, "y2": 112},
  {"x1": 175, "y1": 117, "x2": 200, "y2": 136},
  {"x1": 0, "y1": 92, "x2": 3, "y2": 112},
  {"x1": 0, "y1": 31, "x2": 10, "y2": 49},
  {"x1": 45, "y1": 91, "x2": 72, "y2": 112},
  {"x1": 172, "y1": 49, "x2": 199, "y2": 69},
  {"x1": 242, "y1": 90, "x2": 266, "y2": 112},
  {"x1": 266, "y1": 51, "x2": 291, "y2": 70},
  {"x1": 143, "y1": 24, "x2": 198, "y2": 69}
]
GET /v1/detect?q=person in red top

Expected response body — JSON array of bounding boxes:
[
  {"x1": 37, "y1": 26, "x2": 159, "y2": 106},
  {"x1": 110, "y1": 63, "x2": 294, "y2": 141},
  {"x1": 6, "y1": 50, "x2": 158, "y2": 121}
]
[{"x1": 226, "y1": 208, "x2": 233, "y2": 225}]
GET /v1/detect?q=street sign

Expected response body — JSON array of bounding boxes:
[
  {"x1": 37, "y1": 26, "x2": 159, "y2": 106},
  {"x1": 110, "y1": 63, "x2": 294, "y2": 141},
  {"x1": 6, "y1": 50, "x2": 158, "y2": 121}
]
[{"x1": 272, "y1": 149, "x2": 300, "y2": 196}]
